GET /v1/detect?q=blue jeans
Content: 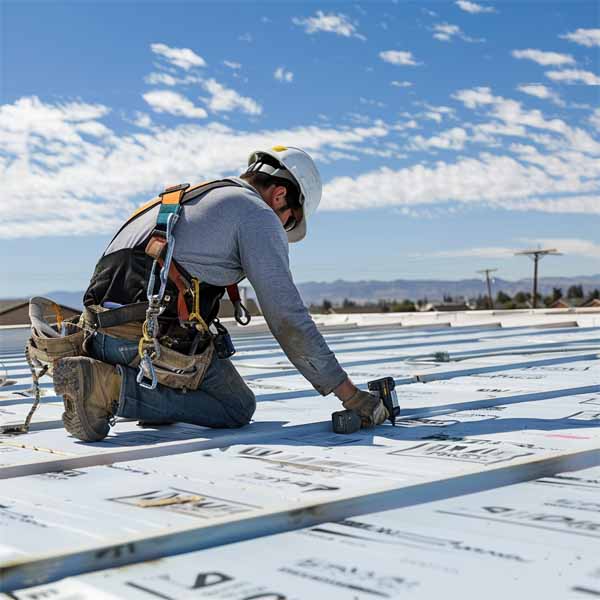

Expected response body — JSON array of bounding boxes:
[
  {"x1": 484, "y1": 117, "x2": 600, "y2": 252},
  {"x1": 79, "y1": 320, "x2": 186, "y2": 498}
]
[{"x1": 87, "y1": 331, "x2": 256, "y2": 428}]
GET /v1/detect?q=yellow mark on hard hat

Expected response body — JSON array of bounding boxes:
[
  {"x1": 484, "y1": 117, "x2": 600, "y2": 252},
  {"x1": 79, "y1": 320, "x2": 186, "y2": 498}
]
[{"x1": 272, "y1": 145, "x2": 288, "y2": 152}]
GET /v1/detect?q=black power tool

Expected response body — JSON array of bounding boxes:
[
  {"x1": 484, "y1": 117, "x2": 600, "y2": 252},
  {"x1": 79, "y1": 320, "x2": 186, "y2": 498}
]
[{"x1": 331, "y1": 377, "x2": 400, "y2": 434}]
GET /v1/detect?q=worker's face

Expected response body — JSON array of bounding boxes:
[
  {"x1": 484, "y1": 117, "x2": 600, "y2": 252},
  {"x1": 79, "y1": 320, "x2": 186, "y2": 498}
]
[{"x1": 263, "y1": 184, "x2": 303, "y2": 232}]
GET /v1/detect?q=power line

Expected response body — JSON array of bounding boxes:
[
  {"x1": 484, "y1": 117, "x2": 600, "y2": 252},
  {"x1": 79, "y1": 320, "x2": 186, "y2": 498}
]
[
  {"x1": 515, "y1": 248, "x2": 562, "y2": 308},
  {"x1": 477, "y1": 268, "x2": 497, "y2": 309}
]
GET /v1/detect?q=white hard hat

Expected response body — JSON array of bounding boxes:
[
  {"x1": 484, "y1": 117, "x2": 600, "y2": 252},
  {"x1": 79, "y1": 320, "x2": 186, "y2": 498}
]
[{"x1": 247, "y1": 145, "x2": 322, "y2": 243}]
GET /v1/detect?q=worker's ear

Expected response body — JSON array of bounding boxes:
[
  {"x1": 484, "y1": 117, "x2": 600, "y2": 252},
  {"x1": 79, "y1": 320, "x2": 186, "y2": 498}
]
[{"x1": 271, "y1": 185, "x2": 287, "y2": 206}]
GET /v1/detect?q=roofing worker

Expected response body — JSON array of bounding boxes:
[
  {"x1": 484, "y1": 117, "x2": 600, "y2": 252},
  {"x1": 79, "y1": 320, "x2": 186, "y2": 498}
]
[{"x1": 53, "y1": 146, "x2": 387, "y2": 442}]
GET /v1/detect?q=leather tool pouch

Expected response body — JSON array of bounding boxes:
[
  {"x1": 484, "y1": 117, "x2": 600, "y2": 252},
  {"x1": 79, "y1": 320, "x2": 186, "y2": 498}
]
[
  {"x1": 136, "y1": 342, "x2": 214, "y2": 392},
  {"x1": 84, "y1": 305, "x2": 214, "y2": 391},
  {"x1": 27, "y1": 321, "x2": 87, "y2": 376}
]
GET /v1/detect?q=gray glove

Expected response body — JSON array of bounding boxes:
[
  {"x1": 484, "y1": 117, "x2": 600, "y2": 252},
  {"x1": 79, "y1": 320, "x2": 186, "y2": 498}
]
[{"x1": 342, "y1": 389, "x2": 388, "y2": 427}]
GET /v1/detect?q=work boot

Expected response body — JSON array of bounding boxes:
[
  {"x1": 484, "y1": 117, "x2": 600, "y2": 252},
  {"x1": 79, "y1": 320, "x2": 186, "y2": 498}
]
[{"x1": 54, "y1": 357, "x2": 121, "y2": 442}]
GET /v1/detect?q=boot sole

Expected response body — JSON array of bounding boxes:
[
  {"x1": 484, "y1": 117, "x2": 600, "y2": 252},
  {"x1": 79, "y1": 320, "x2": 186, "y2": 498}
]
[{"x1": 54, "y1": 359, "x2": 109, "y2": 443}]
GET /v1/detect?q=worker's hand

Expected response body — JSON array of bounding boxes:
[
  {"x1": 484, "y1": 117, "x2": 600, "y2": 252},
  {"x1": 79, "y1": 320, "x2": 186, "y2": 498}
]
[{"x1": 342, "y1": 389, "x2": 388, "y2": 427}]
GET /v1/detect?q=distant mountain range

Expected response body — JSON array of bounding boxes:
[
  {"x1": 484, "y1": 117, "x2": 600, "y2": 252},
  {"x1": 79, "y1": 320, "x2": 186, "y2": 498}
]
[
  {"x1": 292, "y1": 276, "x2": 600, "y2": 305},
  {"x1": 5, "y1": 275, "x2": 598, "y2": 309}
]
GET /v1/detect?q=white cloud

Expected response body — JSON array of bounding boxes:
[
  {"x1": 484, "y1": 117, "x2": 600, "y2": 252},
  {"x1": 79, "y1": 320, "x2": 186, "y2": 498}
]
[
  {"x1": 511, "y1": 49, "x2": 575, "y2": 66},
  {"x1": 391, "y1": 80, "x2": 413, "y2": 88},
  {"x1": 144, "y1": 72, "x2": 201, "y2": 86},
  {"x1": 132, "y1": 112, "x2": 154, "y2": 129},
  {"x1": 419, "y1": 104, "x2": 456, "y2": 123},
  {"x1": 412, "y1": 127, "x2": 468, "y2": 150},
  {"x1": 590, "y1": 108, "x2": 600, "y2": 132},
  {"x1": 238, "y1": 33, "x2": 253, "y2": 43},
  {"x1": 413, "y1": 246, "x2": 514, "y2": 259},
  {"x1": 322, "y1": 148, "x2": 600, "y2": 214},
  {"x1": 143, "y1": 90, "x2": 208, "y2": 119},
  {"x1": 379, "y1": 50, "x2": 420, "y2": 66},
  {"x1": 516, "y1": 84, "x2": 564, "y2": 106},
  {"x1": 560, "y1": 28, "x2": 600, "y2": 47},
  {"x1": 0, "y1": 96, "x2": 111, "y2": 157},
  {"x1": 150, "y1": 43, "x2": 206, "y2": 70},
  {"x1": 454, "y1": 86, "x2": 568, "y2": 133},
  {"x1": 545, "y1": 69, "x2": 600, "y2": 85},
  {"x1": 0, "y1": 96, "x2": 392, "y2": 238},
  {"x1": 453, "y1": 86, "x2": 495, "y2": 108},
  {"x1": 525, "y1": 238, "x2": 600, "y2": 257},
  {"x1": 274, "y1": 67, "x2": 294, "y2": 83},
  {"x1": 292, "y1": 11, "x2": 366, "y2": 40},
  {"x1": 201, "y1": 79, "x2": 262, "y2": 115},
  {"x1": 433, "y1": 23, "x2": 482, "y2": 43},
  {"x1": 415, "y1": 238, "x2": 600, "y2": 259},
  {"x1": 504, "y1": 196, "x2": 600, "y2": 214},
  {"x1": 455, "y1": 1, "x2": 496, "y2": 14},
  {"x1": 145, "y1": 72, "x2": 178, "y2": 86},
  {"x1": 223, "y1": 60, "x2": 242, "y2": 70},
  {"x1": 433, "y1": 23, "x2": 460, "y2": 41}
]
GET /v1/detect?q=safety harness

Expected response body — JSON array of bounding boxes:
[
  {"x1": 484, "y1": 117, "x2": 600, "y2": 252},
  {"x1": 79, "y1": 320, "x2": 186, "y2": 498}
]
[{"x1": 87, "y1": 179, "x2": 252, "y2": 390}]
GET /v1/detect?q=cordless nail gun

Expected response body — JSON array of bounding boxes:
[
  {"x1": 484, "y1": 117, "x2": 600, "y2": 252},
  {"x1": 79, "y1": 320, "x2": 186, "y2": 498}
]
[{"x1": 331, "y1": 377, "x2": 400, "y2": 434}]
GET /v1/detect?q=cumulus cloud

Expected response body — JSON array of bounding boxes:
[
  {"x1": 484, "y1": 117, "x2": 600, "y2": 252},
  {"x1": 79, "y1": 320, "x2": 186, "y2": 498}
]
[
  {"x1": 433, "y1": 23, "x2": 482, "y2": 42},
  {"x1": 0, "y1": 95, "x2": 392, "y2": 238},
  {"x1": 455, "y1": 0, "x2": 496, "y2": 14},
  {"x1": 379, "y1": 50, "x2": 420, "y2": 66},
  {"x1": 322, "y1": 89, "x2": 600, "y2": 215},
  {"x1": 201, "y1": 79, "x2": 262, "y2": 115},
  {"x1": 516, "y1": 84, "x2": 564, "y2": 106},
  {"x1": 560, "y1": 28, "x2": 600, "y2": 47},
  {"x1": 454, "y1": 86, "x2": 568, "y2": 133},
  {"x1": 143, "y1": 90, "x2": 207, "y2": 119},
  {"x1": 292, "y1": 11, "x2": 366, "y2": 40},
  {"x1": 274, "y1": 67, "x2": 294, "y2": 83},
  {"x1": 223, "y1": 60, "x2": 242, "y2": 70},
  {"x1": 391, "y1": 80, "x2": 413, "y2": 88},
  {"x1": 132, "y1": 112, "x2": 154, "y2": 129},
  {"x1": 590, "y1": 108, "x2": 600, "y2": 132},
  {"x1": 412, "y1": 127, "x2": 469, "y2": 150},
  {"x1": 144, "y1": 72, "x2": 202, "y2": 86},
  {"x1": 150, "y1": 43, "x2": 206, "y2": 70},
  {"x1": 545, "y1": 69, "x2": 600, "y2": 85},
  {"x1": 511, "y1": 49, "x2": 575, "y2": 66},
  {"x1": 322, "y1": 154, "x2": 598, "y2": 213}
]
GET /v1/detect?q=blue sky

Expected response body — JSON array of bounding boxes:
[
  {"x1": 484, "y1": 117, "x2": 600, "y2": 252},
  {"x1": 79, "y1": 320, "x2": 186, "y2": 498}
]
[{"x1": 1, "y1": 0, "x2": 599, "y2": 297}]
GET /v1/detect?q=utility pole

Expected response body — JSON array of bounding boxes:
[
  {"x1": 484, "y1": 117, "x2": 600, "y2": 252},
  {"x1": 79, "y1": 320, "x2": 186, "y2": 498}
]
[
  {"x1": 515, "y1": 248, "x2": 562, "y2": 308},
  {"x1": 477, "y1": 268, "x2": 497, "y2": 309}
]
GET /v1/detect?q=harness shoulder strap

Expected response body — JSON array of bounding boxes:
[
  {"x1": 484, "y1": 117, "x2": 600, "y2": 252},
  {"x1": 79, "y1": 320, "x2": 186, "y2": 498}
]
[{"x1": 108, "y1": 179, "x2": 244, "y2": 248}]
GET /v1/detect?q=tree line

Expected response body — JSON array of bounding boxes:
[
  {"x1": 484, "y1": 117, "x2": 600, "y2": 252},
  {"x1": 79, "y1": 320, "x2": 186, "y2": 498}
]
[{"x1": 312, "y1": 285, "x2": 600, "y2": 313}]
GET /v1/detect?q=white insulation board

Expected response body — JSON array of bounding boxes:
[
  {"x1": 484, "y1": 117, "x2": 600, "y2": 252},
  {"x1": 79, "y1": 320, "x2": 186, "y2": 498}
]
[
  {"x1": 0, "y1": 314, "x2": 598, "y2": 594},
  {"x1": 13, "y1": 464, "x2": 600, "y2": 600}
]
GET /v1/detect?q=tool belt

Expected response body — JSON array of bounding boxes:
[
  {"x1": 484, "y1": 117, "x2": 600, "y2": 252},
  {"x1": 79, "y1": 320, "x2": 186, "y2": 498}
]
[
  {"x1": 27, "y1": 320, "x2": 86, "y2": 376},
  {"x1": 82, "y1": 305, "x2": 214, "y2": 392}
]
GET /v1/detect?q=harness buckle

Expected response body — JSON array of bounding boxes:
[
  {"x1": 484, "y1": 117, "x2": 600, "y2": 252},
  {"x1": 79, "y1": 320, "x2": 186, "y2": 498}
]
[
  {"x1": 159, "y1": 183, "x2": 190, "y2": 197},
  {"x1": 137, "y1": 352, "x2": 158, "y2": 390}
]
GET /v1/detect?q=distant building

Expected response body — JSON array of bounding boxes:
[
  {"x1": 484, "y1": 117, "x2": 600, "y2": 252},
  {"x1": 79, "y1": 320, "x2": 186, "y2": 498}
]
[
  {"x1": 0, "y1": 300, "x2": 81, "y2": 327},
  {"x1": 549, "y1": 298, "x2": 571, "y2": 309},
  {"x1": 582, "y1": 298, "x2": 600, "y2": 308}
]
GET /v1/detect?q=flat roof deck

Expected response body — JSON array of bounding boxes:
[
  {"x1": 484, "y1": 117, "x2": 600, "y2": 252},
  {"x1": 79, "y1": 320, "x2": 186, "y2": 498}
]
[{"x1": 1, "y1": 309, "x2": 599, "y2": 598}]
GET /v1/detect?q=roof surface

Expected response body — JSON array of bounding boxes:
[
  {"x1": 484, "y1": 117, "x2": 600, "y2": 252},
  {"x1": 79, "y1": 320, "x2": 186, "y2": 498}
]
[{"x1": 1, "y1": 308, "x2": 599, "y2": 598}]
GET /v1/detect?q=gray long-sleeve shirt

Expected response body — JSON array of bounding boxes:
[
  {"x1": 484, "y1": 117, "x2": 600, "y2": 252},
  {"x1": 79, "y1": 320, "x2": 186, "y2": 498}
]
[{"x1": 105, "y1": 177, "x2": 347, "y2": 395}]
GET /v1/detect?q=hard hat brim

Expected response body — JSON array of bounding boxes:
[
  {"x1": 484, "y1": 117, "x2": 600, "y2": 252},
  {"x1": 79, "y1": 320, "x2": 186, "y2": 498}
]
[{"x1": 286, "y1": 214, "x2": 306, "y2": 243}]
